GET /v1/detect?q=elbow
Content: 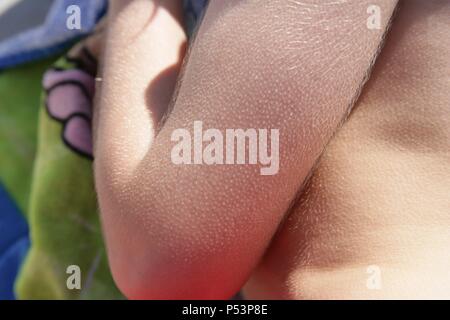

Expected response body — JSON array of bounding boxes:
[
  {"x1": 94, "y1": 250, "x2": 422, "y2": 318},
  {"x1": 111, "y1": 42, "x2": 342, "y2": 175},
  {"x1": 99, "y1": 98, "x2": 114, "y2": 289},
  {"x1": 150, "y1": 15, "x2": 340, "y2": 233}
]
[
  {"x1": 95, "y1": 172, "x2": 241, "y2": 299},
  {"x1": 105, "y1": 216, "x2": 242, "y2": 300},
  {"x1": 109, "y1": 248, "x2": 240, "y2": 300}
]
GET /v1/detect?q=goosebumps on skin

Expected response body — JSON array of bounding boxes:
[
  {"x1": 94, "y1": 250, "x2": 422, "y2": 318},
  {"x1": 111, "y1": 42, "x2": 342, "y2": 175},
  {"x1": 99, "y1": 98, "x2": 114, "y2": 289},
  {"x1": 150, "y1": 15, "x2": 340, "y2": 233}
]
[
  {"x1": 94, "y1": 0, "x2": 397, "y2": 299},
  {"x1": 245, "y1": 0, "x2": 450, "y2": 299}
]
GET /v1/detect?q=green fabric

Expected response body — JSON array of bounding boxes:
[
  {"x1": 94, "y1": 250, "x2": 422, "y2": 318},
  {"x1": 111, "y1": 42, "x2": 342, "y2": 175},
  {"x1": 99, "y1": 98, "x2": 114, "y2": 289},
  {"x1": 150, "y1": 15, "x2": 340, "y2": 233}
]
[
  {"x1": 0, "y1": 59, "x2": 53, "y2": 216},
  {"x1": 0, "y1": 57, "x2": 122, "y2": 299}
]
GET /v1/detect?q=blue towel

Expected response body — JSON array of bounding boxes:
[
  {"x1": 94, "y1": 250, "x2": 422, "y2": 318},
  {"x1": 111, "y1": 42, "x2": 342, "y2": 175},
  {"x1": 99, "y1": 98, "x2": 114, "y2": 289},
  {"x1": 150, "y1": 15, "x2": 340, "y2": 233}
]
[
  {"x1": 0, "y1": 183, "x2": 29, "y2": 300},
  {"x1": 0, "y1": 0, "x2": 208, "y2": 70},
  {"x1": 0, "y1": 0, "x2": 107, "y2": 70}
]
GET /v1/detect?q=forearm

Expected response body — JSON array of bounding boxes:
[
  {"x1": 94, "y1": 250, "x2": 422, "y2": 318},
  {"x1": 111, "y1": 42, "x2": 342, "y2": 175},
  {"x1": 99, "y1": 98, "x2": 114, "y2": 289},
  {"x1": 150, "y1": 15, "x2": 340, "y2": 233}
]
[{"x1": 94, "y1": 0, "x2": 187, "y2": 298}]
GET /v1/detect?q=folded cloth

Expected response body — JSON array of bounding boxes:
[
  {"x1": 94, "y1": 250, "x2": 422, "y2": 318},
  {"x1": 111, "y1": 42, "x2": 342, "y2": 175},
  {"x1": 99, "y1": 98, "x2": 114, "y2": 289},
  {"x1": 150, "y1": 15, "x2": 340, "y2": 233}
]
[
  {"x1": 0, "y1": 0, "x2": 107, "y2": 70},
  {"x1": 12, "y1": 28, "x2": 122, "y2": 298},
  {"x1": 0, "y1": 0, "x2": 109, "y2": 299},
  {"x1": 0, "y1": 56, "x2": 55, "y2": 299},
  {"x1": 0, "y1": 0, "x2": 208, "y2": 70}
]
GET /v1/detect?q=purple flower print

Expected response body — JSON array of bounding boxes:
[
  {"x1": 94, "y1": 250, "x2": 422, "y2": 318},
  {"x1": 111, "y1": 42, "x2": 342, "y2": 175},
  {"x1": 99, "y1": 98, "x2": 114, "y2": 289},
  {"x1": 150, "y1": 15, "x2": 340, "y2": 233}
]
[{"x1": 43, "y1": 68, "x2": 95, "y2": 158}]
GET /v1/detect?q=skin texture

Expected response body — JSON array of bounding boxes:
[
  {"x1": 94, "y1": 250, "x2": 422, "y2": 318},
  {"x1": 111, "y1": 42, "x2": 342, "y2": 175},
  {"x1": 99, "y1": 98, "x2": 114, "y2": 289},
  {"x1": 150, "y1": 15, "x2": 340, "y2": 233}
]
[
  {"x1": 244, "y1": 0, "x2": 450, "y2": 299},
  {"x1": 95, "y1": 0, "x2": 398, "y2": 299}
]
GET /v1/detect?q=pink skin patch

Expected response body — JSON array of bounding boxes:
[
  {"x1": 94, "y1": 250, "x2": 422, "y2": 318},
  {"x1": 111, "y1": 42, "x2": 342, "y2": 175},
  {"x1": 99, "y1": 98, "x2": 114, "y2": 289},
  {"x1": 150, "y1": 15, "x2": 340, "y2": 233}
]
[{"x1": 43, "y1": 68, "x2": 95, "y2": 158}]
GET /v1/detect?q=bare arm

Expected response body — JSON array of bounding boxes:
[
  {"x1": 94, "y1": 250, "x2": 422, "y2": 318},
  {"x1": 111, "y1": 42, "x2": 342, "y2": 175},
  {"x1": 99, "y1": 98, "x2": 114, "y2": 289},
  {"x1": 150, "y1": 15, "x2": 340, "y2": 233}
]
[{"x1": 94, "y1": 0, "x2": 398, "y2": 299}]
